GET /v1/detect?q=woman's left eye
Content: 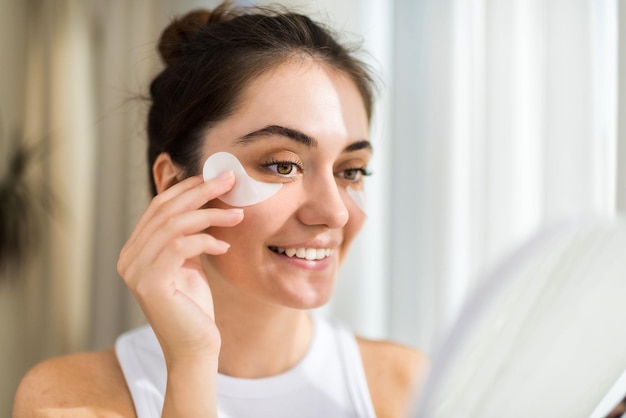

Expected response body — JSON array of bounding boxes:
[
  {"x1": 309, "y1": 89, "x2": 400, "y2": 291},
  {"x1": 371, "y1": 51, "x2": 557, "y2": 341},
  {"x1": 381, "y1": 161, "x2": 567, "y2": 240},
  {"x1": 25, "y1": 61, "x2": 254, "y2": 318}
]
[{"x1": 337, "y1": 168, "x2": 372, "y2": 182}]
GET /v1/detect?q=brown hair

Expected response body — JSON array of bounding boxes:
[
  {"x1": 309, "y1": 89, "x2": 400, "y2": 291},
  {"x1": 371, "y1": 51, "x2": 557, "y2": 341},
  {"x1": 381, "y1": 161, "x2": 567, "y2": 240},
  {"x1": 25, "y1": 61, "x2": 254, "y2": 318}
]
[{"x1": 147, "y1": 1, "x2": 376, "y2": 195}]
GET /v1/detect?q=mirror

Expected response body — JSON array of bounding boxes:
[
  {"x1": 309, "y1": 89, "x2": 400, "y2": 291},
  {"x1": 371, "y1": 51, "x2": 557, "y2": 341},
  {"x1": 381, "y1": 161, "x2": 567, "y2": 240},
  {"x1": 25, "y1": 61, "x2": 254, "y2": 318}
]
[{"x1": 414, "y1": 216, "x2": 626, "y2": 418}]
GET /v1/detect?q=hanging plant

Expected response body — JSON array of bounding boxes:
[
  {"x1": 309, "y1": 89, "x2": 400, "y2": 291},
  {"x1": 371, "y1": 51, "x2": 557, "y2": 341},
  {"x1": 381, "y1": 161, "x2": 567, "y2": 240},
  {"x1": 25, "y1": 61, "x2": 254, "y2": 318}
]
[{"x1": 0, "y1": 136, "x2": 52, "y2": 281}]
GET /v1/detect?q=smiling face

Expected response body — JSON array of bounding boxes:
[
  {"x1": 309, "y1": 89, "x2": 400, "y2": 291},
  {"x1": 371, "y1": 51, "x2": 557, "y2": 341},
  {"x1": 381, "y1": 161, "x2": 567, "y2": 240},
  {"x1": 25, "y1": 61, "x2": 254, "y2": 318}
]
[{"x1": 200, "y1": 59, "x2": 371, "y2": 310}]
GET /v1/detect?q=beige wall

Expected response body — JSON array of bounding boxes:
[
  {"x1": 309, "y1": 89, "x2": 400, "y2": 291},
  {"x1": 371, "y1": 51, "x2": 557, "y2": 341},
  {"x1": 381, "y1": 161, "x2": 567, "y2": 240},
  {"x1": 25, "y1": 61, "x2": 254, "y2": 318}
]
[
  {"x1": 1, "y1": 0, "x2": 35, "y2": 414},
  {"x1": 0, "y1": 0, "x2": 151, "y2": 414}
]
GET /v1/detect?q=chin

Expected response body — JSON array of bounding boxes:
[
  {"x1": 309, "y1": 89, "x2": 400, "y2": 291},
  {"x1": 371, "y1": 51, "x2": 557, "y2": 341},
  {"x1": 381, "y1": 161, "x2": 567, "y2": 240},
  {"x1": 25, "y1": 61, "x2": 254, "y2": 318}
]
[{"x1": 278, "y1": 283, "x2": 335, "y2": 310}]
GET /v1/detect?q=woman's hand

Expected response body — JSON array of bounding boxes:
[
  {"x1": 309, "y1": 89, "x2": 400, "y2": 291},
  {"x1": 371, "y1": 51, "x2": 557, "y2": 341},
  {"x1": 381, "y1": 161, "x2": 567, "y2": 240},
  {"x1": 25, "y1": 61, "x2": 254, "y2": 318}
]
[{"x1": 117, "y1": 171, "x2": 243, "y2": 417}]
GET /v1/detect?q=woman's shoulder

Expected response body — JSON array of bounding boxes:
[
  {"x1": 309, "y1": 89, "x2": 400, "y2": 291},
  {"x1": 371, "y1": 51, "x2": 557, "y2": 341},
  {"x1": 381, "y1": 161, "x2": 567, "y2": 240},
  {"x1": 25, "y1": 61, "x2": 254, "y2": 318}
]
[
  {"x1": 13, "y1": 348, "x2": 135, "y2": 417},
  {"x1": 357, "y1": 336, "x2": 429, "y2": 418}
]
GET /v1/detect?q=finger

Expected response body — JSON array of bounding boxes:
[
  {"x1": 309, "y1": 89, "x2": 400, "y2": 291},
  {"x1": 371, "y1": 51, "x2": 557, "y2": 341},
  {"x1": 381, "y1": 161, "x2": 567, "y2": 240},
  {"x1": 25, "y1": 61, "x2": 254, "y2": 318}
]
[
  {"x1": 124, "y1": 208, "x2": 243, "y2": 270},
  {"x1": 160, "y1": 208, "x2": 245, "y2": 236},
  {"x1": 128, "y1": 172, "x2": 235, "y2": 249},
  {"x1": 161, "y1": 234, "x2": 232, "y2": 263},
  {"x1": 153, "y1": 175, "x2": 205, "y2": 205},
  {"x1": 128, "y1": 203, "x2": 244, "y2": 268},
  {"x1": 119, "y1": 172, "x2": 238, "y2": 281},
  {"x1": 128, "y1": 234, "x2": 230, "y2": 289},
  {"x1": 125, "y1": 175, "x2": 204, "y2": 249},
  {"x1": 134, "y1": 175, "x2": 204, "y2": 231},
  {"x1": 157, "y1": 171, "x2": 236, "y2": 215},
  {"x1": 139, "y1": 171, "x2": 236, "y2": 238}
]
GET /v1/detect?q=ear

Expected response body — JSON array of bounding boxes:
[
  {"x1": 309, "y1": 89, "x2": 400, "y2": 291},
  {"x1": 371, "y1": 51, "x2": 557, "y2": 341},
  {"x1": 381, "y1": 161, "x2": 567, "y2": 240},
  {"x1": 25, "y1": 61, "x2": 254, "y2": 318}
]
[{"x1": 153, "y1": 153, "x2": 183, "y2": 194}]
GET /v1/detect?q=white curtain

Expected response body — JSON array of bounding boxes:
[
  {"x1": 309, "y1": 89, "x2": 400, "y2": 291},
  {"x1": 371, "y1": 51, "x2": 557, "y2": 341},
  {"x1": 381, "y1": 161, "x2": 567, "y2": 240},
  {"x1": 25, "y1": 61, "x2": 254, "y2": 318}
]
[{"x1": 389, "y1": 0, "x2": 619, "y2": 352}]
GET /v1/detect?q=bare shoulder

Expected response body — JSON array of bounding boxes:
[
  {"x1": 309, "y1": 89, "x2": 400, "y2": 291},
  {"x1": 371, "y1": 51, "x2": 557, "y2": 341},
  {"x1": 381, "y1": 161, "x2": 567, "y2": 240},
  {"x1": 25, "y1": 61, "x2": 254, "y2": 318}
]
[
  {"x1": 357, "y1": 337, "x2": 429, "y2": 418},
  {"x1": 13, "y1": 349, "x2": 135, "y2": 417}
]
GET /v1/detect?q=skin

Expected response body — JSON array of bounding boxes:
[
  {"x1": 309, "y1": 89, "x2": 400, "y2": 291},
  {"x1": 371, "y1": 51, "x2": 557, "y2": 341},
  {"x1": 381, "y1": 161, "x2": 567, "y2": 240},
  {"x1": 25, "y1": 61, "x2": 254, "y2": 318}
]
[
  {"x1": 607, "y1": 397, "x2": 626, "y2": 418},
  {"x1": 13, "y1": 60, "x2": 428, "y2": 417}
]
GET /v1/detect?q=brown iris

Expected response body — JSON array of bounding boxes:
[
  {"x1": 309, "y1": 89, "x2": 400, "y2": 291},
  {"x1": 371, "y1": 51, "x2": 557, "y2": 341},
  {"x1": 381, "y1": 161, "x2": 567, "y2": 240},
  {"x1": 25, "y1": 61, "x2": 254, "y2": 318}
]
[{"x1": 276, "y1": 163, "x2": 294, "y2": 175}]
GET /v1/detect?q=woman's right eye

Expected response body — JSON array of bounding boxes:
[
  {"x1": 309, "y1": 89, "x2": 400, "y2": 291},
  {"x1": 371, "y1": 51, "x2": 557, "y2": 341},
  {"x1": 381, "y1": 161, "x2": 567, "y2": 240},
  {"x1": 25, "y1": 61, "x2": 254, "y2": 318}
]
[{"x1": 263, "y1": 161, "x2": 302, "y2": 178}]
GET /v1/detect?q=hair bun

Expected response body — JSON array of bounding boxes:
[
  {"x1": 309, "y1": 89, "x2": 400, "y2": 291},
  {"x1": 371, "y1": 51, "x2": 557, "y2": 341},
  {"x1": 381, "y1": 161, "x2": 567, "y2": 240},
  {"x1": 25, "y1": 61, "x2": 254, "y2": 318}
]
[
  {"x1": 158, "y1": 10, "x2": 211, "y2": 66},
  {"x1": 158, "y1": 5, "x2": 237, "y2": 66}
]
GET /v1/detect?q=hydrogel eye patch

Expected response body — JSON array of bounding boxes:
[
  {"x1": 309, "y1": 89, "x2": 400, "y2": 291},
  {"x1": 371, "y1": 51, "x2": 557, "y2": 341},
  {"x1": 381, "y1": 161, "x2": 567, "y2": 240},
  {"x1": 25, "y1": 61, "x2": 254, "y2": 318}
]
[
  {"x1": 346, "y1": 187, "x2": 367, "y2": 214},
  {"x1": 202, "y1": 152, "x2": 282, "y2": 207}
]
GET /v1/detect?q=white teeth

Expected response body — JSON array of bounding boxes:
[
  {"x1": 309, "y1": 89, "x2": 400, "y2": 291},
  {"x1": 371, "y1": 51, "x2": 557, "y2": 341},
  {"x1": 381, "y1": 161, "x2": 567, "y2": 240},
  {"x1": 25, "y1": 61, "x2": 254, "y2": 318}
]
[
  {"x1": 271, "y1": 246, "x2": 333, "y2": 260},
  {"x1": 305, "y1": 248, "x2": 316, "y2": 260}
]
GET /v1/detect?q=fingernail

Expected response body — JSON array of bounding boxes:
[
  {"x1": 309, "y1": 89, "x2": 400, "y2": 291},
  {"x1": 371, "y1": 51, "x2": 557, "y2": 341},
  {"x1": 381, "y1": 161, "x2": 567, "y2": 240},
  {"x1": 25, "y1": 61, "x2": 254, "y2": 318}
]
[
  {"x1": 217, "y1": 240, "x2": 231, "y2": 251},
  {"x1": 216, "y1": 170, "x2": 234, "y2": 181},
  {"x1": 226, "y1": 208, "x2": 244, "y2": 214}
]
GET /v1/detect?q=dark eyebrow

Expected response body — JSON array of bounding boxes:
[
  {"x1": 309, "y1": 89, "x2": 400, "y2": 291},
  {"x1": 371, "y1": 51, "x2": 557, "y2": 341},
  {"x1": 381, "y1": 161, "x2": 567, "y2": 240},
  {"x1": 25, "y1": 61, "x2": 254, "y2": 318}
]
[
  {"x1": 236, "y1": 125, "x2": 318, "y2": 148},
  {"x1": 343, "y1": 140, "x2": 372, "y2": 153}
]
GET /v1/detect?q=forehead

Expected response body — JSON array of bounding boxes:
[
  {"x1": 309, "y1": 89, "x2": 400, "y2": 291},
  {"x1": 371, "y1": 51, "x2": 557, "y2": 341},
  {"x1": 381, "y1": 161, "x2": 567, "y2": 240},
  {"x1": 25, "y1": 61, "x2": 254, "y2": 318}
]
[{"x1": 206, "y1": 60, "x2": 369, "y2": 149}]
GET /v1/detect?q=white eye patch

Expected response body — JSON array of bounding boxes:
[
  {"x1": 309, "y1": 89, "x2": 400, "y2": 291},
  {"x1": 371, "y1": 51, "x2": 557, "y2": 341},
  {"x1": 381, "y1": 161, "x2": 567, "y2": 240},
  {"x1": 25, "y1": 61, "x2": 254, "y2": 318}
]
[
  {"x1": 346, "y1": 187, "x2": 367, "y2": 214},
  {"x1": 202, "y1": 152, "x2": 282, "y2": 207}
]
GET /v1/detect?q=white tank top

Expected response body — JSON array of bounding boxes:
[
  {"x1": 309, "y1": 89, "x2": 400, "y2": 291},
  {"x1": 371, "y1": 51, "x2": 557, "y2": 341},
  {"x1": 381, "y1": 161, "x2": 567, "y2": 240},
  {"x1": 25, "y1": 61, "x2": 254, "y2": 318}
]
[{"x1": 115, "y1": 313, "x2": 377, "y2": 418}]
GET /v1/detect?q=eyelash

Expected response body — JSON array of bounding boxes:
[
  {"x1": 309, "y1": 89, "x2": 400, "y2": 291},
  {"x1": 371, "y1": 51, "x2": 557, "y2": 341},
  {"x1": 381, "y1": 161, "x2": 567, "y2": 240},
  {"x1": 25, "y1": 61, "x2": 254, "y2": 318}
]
[
  {"x1": 261, "y1": 160, "x2": 373, "y2": 183},
  {"x1": 337, "y1": 167, "x2": 373, "y2": 183}
]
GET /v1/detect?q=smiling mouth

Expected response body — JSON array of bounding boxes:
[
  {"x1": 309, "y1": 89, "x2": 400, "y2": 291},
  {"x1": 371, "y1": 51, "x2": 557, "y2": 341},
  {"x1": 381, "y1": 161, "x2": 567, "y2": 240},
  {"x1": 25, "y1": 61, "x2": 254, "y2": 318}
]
[{"x1": 268, "y1": 246, "x2": 334, "y2": 261}]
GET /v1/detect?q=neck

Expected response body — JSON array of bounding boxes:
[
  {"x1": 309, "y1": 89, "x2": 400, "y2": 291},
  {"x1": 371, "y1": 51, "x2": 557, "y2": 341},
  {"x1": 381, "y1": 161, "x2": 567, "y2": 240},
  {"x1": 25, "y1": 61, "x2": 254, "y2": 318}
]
[{"x1": 212, "y1": 287, "x2": 314, "y2": 379}]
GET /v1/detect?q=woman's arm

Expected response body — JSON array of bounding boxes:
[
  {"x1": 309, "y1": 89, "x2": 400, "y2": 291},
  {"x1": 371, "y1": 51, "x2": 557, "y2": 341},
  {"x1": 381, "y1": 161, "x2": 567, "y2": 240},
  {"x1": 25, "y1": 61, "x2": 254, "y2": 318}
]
[
  {"x1": 13, "y1": 350, "x2": 135, "y2": 417},
  {"x1": 117, "y1": 172, "x2": 243, "y2": 417},
  {"x1": 14, "y1": 173, "x2": 243, "y2": 417}
]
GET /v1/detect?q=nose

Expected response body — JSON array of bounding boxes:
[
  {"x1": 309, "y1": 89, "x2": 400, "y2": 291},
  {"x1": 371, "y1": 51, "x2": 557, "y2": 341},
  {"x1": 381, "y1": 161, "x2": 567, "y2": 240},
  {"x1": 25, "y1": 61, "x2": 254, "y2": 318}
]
[{"x1": 297, "y1": 173, "x2": 349, "y2": 229}]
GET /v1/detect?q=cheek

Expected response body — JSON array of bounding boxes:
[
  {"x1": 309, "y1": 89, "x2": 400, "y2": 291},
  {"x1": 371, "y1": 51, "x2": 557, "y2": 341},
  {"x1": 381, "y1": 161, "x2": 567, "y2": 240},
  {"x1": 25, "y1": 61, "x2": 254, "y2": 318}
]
[
  {"x1": 342, "y1": 207, "x2": 367, "y2": 249},
  {"x1": 207, "y1": 197, "x2": 289, "y2": 245},
  {"x1": 350, "y1": 211, "x2": 366, "y2": 235},
  {"x1": 346, "y1": 187, "x2": 367, "y2": 214},
  {"x1": 343, "y1": 188, "x2": 367, "y2": 232},
  {"x1": 205, "y1": 209, "x2": 272, "y2": 279}
]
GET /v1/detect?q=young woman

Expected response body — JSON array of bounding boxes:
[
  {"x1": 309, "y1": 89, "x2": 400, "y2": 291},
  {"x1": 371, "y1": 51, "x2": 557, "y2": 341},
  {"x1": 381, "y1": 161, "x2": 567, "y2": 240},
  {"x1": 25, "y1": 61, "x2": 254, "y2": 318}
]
[{"x1": 14, "y1": 3, "x2": 428, "y2": 417}]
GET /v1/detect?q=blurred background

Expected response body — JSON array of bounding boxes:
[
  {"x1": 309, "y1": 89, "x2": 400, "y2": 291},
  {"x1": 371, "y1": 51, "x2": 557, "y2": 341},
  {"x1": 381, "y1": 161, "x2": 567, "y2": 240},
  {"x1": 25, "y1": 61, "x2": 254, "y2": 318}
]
[{"x1": 1, "y1": 0, "x2": 624, "y2": 415}]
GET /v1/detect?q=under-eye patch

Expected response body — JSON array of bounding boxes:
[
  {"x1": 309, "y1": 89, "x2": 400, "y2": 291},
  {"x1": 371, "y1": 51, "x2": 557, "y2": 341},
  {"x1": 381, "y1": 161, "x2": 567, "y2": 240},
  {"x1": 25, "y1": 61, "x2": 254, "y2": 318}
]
[
  {"x1": 203, "y1": 152, "x2": 282, "y2": 207},
  {"x1": 346, "y1": 187, "x2": 367, "y2": 214}
]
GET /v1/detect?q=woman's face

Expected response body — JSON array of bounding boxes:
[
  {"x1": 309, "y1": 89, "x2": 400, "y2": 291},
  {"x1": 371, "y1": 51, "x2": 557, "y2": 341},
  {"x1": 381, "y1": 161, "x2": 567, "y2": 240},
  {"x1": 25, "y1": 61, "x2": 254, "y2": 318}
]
[{"x1": 201, "y1": 60, "x2": 371, "y2": 309}]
